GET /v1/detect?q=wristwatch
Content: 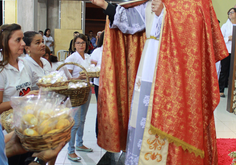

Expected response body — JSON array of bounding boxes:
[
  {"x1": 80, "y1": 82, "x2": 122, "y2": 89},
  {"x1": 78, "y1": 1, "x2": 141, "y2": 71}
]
[{"x1": 25, "y1": 157, "x2": 46, "y2": 165}]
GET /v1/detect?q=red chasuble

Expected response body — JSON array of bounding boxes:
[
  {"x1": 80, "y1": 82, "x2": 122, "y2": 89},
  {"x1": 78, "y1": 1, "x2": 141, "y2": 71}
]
[
  {"x1": 98, "y1": 1, "x2": 228, "y2": 164},
  {"x1": 150, "y1": 0, "x2": 228, "y2": 164}
]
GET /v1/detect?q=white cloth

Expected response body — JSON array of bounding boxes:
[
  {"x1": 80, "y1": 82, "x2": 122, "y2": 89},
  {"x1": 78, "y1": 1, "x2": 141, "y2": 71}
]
[
  {"x1": 43, "y1": 35, "x2": 54, "y2": 52},
  {"x1": 51, "y1": 62, "x2": 63, "y2": 71},
  {"x1": 215, "y1": 61, "x2": 221, "y2": 79},
  {"x1": 64, "y1": 51, "x2": 91, "y2": 78},
  {"x1": 24, "y1": 55, "x2": 52, "y2": 90},
  {"x1": 221, "y1": 19, "x2": 234, "y2": 53},
  {"x1": 90, "y1": 46, "x2": 103, "y2": 86},
  {"x1": 0, "y1": 58, "x2": 32, "y2": 102}
]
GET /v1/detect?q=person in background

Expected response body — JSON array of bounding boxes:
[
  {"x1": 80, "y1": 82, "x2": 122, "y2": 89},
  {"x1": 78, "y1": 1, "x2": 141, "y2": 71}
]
[
  {"x1": 23, "y1": 31, "x2": 51, "y2": 90},
  {"x1": 43, "y1": 28, "x2": 54, "y2": 53},
  {"x1": 69, "y1": 31, "x2": 79, "y2": 55},
  {"x1": 95, "y1": 31, "x2": 102, "y2": 47},
  {"x1": 88, "y1": 30, "x2": 96, "y2": 48},
  {"x1": 43, "y1": 46, "x2": 63, "y2": 71},
  {"x1": 65, "y1": 34, "x2": 93, "y2": 162},
  {"x1": 85, "y1": 34, "x2": 94, "y2": 54},
  {"x1": 38, "y1": 30, "x2": 43, "y2": 36},
  {"x1": 90, "y1": 31, "x2": 104, "y2": 138},
  {"x1": 219, "y1": 7, "x2": 236, "y2": 97}
]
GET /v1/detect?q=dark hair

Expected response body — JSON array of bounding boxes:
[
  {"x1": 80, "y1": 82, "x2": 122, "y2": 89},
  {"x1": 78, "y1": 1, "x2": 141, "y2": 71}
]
[
  {"x1": 89, "y1": 30, "x2": 93, "y2": 33},
  {"x1": 72, "y1": 34, "x2": 89, "y2": 53},
  {"x1": 228, "y1": 8, "x2": 236, "y2": 19},
  {"x1": 45, "y1": 46, "x2": 51, "y2": 55},
  {"x1": 85, "y1": 34, "x2": 90, "y2": 42},
  {"x1": 39, "y1": 30, "x2": 43, "y2": 33},
  {"x1": 44, "y1": 28, "x2": 50, "y2": 36},
  {"x1": 0, "y1": 23, "x2": 22, "y2": 70},
  {"x1": 23, "y1": 31, "x2": 39, "y2": 54},
  {"x1": 97, "y1": 32, "x2": 104, "y2": 47},
  {"x1": 50, "y1": 55, "x2": 58, "y2": 62},
  {"x1": 74, "y1": 31, "x2": 79, "y2": 34}
]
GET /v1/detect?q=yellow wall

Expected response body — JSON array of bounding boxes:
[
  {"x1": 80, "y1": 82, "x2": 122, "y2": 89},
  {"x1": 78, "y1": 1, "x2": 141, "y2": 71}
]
[
  {"x1": 54, "y1": 0, "x2": 83, "y2": 55},
  {"x1": 61, "y1": 0, "x2": 82, "y2": 29},
  {"x1": 5, "y1": 0, "x2": 17, "y2": 24},
  {"x1": 212, "y1": 0, "x2": 235, "y2": 26},
  {"x1": 54, "y1": 29, "x2": 83, "y2": 57}
]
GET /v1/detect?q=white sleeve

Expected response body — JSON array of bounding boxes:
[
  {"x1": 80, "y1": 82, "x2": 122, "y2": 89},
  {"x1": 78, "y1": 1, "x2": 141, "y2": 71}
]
[
  {"x1": 90, "y1": 49, "x2": 99, "y2": 62},
  {"x1": 154, "y1": 9, "x2": 164, "y2": 38},
  {"x1": 64, "y1": 54, "x2": 75, "y2": 70},
  {"x1": 111, "y1": 3, "x2": 147, "y2": 34},
  {"x1": 221, "y1": 24, "x2": 229, "y2": 43},
  {"x1": 0, "y1": 71, "x2": 5, "y2": 91}
]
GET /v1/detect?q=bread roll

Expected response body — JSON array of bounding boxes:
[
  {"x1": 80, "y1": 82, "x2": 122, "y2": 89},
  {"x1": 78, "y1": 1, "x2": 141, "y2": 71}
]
[
  {"x1": 38, "y1": 119, "x2": 56, "y2": 135},
  {"x1": 56, "y1": 119, "x2": 70, "y2": 130},
  {"x1": 39, "y1": 110, "x2": 54, "y2": 121},
  {"x1": 23, "y1": 128, "x2": 39, "y2": 136},
  {"x1": 22, "y1": 114, "x2": 38, "y2": 126},
  {"x1": 47, "y1": 129, "x2": 60, "y2": 134}
]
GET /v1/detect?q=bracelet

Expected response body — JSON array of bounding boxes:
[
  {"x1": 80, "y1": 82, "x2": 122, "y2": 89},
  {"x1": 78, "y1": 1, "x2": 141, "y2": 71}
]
[{"x1": 25, "y1": 157, "x2": 46, "y2": 165}]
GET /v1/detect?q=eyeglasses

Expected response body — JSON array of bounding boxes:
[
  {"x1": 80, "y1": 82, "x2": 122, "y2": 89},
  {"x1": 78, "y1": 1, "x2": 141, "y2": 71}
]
[
  {"x1": 75, "y1": 41, "x2": 86, "y2": 46},
  {"x1": 228, "y1": 11, "x2": 235, "y2": 15}
]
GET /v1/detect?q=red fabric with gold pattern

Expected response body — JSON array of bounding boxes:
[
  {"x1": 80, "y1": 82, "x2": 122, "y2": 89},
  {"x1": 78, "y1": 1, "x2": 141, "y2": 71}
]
[
  {"x1": 150, "y1": 0, "x2": 228, "y2": 160},
  {"x1": 97, "y1": 18, "x2": 146, "y2": 152}
]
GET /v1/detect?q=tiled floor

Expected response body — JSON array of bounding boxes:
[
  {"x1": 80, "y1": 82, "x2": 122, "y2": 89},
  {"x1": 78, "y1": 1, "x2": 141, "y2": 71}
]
[{"x1": 54, "y1": 88, "x2": 236, "y2": 165}]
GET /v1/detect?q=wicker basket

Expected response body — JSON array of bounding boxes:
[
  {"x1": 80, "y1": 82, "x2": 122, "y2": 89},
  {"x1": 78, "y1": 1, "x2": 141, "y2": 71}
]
[
  {"x1": 80, "y1": 71, "x2": 100, "y2": 78},
  {"x1": 15, "y1": 119, "x2": 74, "y2": 152},
  {"x1": 37, "y1": 62, "x2": 91, "y2": 107},
  {"x1": 1, "y1": 109, "x2": 14, "y2": 133}
]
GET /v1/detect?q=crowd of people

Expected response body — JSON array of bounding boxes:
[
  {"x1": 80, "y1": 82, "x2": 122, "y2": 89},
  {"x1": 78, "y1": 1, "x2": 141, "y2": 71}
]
[
  {"x1": 0, "y1": 23, "x2": 104, "y2": 164},
  {"x1": 0, "y1": 0, "x2": 235, "y2": 165}
]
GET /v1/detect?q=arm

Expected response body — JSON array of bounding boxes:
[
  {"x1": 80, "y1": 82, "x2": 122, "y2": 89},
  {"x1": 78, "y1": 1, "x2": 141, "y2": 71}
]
[
  {"x1": 221, "y1": 23, "x2": 231, "y2": 43},
  {"x1": 0, "y1": 92, "x2": 11, "y2": 114},
  {"x1": 90, "y1": 0, "x2": 146, "y2": 34},
  {"x1": 5, "y1": 132, "x2": 65, "y2": 164},
  {"x1": 91, "y1": 60, "x2": 98, "y2": 66}
]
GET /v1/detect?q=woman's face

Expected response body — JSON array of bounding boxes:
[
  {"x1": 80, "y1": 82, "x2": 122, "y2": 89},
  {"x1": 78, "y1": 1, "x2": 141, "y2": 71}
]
[
  {"x1": 46, "y1": 30, "x2": 50, "y2": 36},
  {"x1": 8, "y1": 30, "x2": 25, "y2": 58},
  {"x1": 75, "y1": 38, "x2": 86, "y2": 54},
  {"x1": 229, "y1": 9, "x2": 236, "y2": 20},
  {"x1": 26, "y1": 34, "x2": 45, "y2": 57}
]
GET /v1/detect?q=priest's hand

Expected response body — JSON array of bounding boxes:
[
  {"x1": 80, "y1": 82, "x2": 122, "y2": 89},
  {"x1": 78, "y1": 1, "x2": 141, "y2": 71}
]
[
  {"x1": 151, "y1": 0, "x2": 164, "y2": 16},
  {"x1": 90, "y1": 0, "x2": 108, "y2": 10}
]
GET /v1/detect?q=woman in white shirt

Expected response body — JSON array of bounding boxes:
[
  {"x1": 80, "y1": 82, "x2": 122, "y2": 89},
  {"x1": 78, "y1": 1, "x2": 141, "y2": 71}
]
[
  {"x1": 43, "y1": 28, "x2": 54, "y2": 53},
  {"x1": 65, "y1": 34, "x2": 92, "y2": 161},
  {"x1": 23, "y1": 31, "x2": 52, "y2": 90},
  {"x1": 0, "y1": 24, "x2": 38, "y2": 115},
  {"x1": 0, "y1": 23, "x2": 38, "y2": 165},
  {"x1": 90, "y1": 31, "x2": 104, "y2": 138},
  {"x1": 219, "y1": 8, "x2": 236, "y2": 97}
]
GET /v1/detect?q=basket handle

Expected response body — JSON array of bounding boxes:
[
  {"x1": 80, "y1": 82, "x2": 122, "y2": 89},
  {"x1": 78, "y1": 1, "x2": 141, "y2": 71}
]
[{"x1": 56, "y1": 62, "x2": 90, "y2": 84}]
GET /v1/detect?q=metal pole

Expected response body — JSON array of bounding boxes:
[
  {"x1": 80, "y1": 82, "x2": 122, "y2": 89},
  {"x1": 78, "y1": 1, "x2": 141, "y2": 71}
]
[
  {"x1": 58, "y1": 0, "x2": 61, "y2": 29},
  {"x1": 2, "y1": 0, "x2": 5, "y2": 24},
  {"x1": 82, "y1": 1, "x2": 86, "y2": 34}
]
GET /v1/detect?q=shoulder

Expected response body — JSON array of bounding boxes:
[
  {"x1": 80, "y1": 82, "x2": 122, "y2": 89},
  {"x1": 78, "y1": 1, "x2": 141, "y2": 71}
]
[
  {"x1": 85, "y1": 53, "x2": 91, "y2": 58},
  {"x1": 41, "y1": 58, "x2": 51, "y2": 68}
]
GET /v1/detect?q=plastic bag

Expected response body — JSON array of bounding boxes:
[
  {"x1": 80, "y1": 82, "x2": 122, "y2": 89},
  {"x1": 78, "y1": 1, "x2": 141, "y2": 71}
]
[
  {"x1": 38, "y1": 70, "x2": 68, "y2": 84},
  {"x1": 11, "y1": 89, "x2": 75, "y2": 136}
]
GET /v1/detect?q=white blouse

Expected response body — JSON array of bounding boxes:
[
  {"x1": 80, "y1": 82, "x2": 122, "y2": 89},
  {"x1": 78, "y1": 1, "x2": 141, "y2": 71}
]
[
  {"x1": 0, "y1": 58, "x2": 32, "y2": 102},
  {"x1": 64, "y1": 51, "x2": 91, "y2": 78},
  {"x1": 24, "y1": 55, "x2": 52, "y2": 90}
]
